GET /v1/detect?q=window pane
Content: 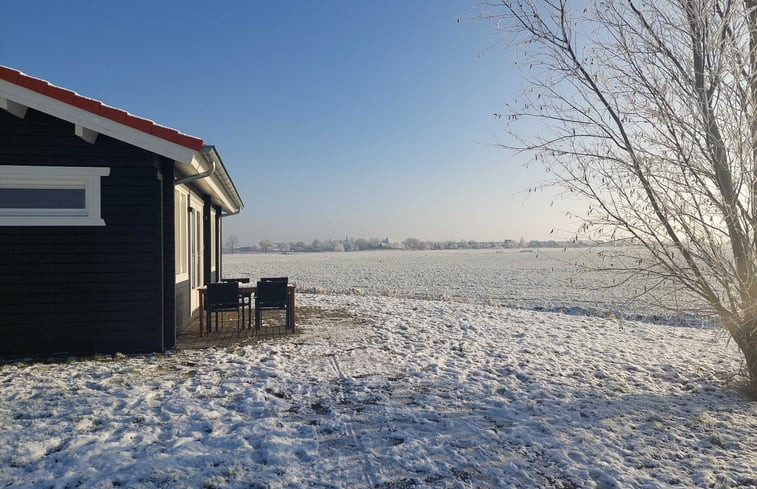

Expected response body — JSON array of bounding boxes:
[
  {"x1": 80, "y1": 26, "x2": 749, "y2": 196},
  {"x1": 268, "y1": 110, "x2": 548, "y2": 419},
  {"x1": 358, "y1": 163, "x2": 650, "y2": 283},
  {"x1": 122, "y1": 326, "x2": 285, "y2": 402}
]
[{"x1": 0, "y1": 188, "x2": 86, "y2": 209}]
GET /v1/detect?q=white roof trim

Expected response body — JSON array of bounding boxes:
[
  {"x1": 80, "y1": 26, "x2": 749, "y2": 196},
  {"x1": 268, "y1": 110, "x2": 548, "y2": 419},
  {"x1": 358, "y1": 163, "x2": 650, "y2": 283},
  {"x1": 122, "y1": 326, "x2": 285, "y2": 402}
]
[
  {"x1": 0, "y1": 76, "x2": 243, "y2": 214},
  {"x1": 176, "y1": 152, "x2": 238, "y2": 213},
  {"x1": 0, "y1": 79, "x2": 196, "y2": 164}
]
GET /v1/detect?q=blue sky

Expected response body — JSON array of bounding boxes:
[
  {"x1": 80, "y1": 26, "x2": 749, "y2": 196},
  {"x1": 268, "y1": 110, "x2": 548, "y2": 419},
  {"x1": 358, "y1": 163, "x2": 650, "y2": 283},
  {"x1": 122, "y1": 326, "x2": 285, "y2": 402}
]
[{"x1": 1, "y1": 0, "x2": 575, "y2": 245}]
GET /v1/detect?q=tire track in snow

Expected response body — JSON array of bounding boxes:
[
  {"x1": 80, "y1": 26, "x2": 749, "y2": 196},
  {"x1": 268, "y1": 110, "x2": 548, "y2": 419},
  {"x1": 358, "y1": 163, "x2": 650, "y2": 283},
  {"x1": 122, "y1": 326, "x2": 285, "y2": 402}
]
[{"x1": 328, "y1": 353, "x2": 379, "y2": 487}]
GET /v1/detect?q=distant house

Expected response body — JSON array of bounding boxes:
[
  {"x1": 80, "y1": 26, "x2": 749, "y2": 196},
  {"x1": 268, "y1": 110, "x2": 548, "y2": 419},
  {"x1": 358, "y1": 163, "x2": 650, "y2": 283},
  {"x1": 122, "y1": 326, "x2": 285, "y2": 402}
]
[
  {"x1": 0, "y1": 66, "x2": 243, "y2": 355},
  {"x1": 380, "y1": 238, "x2": 404, "y2": 250}
]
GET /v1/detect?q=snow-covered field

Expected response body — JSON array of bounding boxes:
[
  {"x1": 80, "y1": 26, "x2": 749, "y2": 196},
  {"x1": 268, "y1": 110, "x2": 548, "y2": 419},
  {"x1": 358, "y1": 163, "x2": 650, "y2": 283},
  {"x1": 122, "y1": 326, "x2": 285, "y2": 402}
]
[
  {"x1": 223, "y1": 249, "x2": 705, "y2": 324},
  {"x1": 2, "y1": 250, "x2": 755, "y2": 488}
]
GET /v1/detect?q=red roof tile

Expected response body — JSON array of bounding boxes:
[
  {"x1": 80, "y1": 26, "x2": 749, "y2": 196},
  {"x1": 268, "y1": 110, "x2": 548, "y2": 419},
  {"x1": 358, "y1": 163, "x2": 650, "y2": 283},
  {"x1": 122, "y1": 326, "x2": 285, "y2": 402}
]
[
  {"x1": 16, "y1": 74, "x2": 49, "y2": 93},
  {"x1": 70, "y1": 95, "x2": 101, "y2": 114},
  {"x1": 0, "y1": 65, "x2": 204, "y2": 151},
  {"x1": 98, "y1": 105, "x2": 128, "y2": 124},
  {"x1": 174, "y1": 132, "x2": 204, "y2": 149},
  {"x1": 150, "y1": 124, "x2": 180, "y2": 141},
  {"x1": 45, "y1": 85, "x2": 76, "y2": 104},
  {"x1": 124, "y1": 114, "x2": 155, "y2": 133},
  {"x1": 0, "y1": 66, "x2": 20, "y2": 84}
]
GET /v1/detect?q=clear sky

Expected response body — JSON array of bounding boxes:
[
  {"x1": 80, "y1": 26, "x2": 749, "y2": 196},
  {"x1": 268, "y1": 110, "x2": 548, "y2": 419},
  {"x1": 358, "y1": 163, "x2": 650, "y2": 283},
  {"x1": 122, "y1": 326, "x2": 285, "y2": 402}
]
[{"x1": 1, "y1": 0, "x2": 577, "y2": 245}]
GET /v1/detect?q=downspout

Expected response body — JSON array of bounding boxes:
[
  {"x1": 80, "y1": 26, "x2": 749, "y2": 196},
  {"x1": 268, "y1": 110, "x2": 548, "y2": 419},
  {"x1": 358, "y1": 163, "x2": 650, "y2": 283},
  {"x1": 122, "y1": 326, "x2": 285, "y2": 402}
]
[{"x1": 175, "y1": 159, "x2": 216, "y2": 185}]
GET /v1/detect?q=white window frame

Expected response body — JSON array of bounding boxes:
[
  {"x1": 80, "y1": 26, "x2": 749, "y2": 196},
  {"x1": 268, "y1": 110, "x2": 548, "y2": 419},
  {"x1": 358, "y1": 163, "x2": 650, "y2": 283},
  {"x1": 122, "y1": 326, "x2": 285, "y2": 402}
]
[
  {"x1": 0, "y1": 165, "x2": 109, "y2": 226},
  {"x1": 175, "y1": 187, "x2": 189, "y2": 283},
  {"x1": 189, "y1": 195, "x2": 204, "y2": 290}
]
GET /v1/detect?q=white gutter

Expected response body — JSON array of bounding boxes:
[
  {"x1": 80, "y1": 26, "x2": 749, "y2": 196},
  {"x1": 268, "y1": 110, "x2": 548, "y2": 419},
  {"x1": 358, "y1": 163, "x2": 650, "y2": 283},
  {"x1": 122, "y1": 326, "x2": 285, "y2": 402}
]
[
  {"x1": 174, "y1": 146, "x2": 243, "y2": 215},
  {"x1": 175, "y1": 159, "x2": 215, "y2": 185},
  {"x1": 201, "y1": 146, "x2": 244, "y2": 213}
]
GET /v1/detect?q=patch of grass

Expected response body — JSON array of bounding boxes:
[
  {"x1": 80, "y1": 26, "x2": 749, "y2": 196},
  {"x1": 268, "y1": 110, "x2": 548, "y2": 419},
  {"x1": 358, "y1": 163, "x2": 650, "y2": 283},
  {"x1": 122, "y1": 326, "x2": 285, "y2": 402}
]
[{"x1": 708, "y1": 433, "x2": 726, "y2": 448}]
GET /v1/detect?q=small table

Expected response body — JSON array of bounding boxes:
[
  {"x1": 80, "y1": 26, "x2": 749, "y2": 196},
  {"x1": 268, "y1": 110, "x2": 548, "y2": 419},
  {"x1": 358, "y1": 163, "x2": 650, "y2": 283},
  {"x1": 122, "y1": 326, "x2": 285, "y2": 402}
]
[{"x1": 198, "y1": 283, "x2": 296, "y2": 336}]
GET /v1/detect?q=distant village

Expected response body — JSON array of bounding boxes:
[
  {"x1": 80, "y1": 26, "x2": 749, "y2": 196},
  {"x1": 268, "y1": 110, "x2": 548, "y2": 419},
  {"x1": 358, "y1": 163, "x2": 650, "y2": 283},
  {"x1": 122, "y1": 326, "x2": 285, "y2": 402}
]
[{"x1": 225, "y1": 236, "x2": 596, "y2": 254}]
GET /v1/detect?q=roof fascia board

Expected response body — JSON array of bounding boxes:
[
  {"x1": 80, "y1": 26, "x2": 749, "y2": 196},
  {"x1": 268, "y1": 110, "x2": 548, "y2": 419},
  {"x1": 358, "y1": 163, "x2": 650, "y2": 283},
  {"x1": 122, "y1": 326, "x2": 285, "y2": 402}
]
[
  {"x1": 0, "y1": 79, "x2": 196, "y2": 164},
  {"x1": 202, "y1": 175, "x2": 237, "y2": 212},
  {"x1": 202, "y1": 146, "x2": 244, "y2": 211}
]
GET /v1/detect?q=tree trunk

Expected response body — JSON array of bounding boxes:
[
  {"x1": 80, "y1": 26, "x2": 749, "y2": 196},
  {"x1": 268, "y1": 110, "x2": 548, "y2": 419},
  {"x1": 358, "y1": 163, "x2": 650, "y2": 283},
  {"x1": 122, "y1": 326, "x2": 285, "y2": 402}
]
[{"x1": 734, "y1": 320, "x2": 757, "y2": 400}]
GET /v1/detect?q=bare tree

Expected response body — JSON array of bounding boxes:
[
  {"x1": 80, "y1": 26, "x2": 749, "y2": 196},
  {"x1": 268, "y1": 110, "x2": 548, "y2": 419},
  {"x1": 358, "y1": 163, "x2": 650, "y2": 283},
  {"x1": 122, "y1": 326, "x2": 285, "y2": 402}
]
[
  {"x1": 481, "y1": 0, "x2": 757, "y2": 398},
  {"x1": 225, "y1": 235, "x2": 239, "y2": 254},
  {"x1": 259, "y1": 239, "x2": 273, "y2": 254}
]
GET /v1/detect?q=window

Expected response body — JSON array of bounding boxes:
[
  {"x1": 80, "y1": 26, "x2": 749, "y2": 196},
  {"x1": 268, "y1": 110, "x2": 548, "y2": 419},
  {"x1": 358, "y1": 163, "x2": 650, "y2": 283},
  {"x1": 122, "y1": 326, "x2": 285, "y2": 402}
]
[
  {"x1": 0, "y1": 165, "x2": 109, "y2": 226},
  {"x1": 175, "y1": 189, "x2": 188, "y2": 280},
  {"x1": 189, "y1": 196, "x2": 203, "y2": 289}
]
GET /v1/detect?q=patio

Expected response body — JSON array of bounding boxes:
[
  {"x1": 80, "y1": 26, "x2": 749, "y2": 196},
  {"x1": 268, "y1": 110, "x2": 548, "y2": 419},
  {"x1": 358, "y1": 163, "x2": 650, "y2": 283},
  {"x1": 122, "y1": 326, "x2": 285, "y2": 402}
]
[
  {"x1": 176, "y1": 310, "x2": 289, "y2": 350},
  {"x1": 175, "y1": 305, "x2": 364, "y2": 350}
]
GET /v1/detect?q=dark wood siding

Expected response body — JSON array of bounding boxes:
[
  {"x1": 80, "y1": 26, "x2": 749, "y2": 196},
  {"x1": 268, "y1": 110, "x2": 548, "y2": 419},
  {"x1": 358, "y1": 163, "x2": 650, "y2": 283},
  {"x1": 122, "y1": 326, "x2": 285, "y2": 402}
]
[
  {"x1": 203, "y1": 198, "x2": 212, "y2": 283},
  {"x1": 0, "y1": 108, "x2": 166, "y2": 355},
  {"x1": 213, "y1": 204, "x2": 223, "y2": 282},
  {"x1": 217, "y1": 213, "x2": 224, "y2": 281}
]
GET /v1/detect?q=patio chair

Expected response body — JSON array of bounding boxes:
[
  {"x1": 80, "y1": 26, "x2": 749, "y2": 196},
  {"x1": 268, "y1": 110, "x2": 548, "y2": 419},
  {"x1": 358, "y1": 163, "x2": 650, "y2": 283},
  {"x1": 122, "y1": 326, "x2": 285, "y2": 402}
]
[
  {"x1": 221, "y1": 277, "x2": 250, "y2": 284},
  {"x1": 222, "y1": 277, "x2": 251, "y2": 327},
  {"x1": 260, "y1": 277, "x2": 288, "y2": 283},
  {"x1": 205, "y1": 281, "x2": 241, "y2": 333},
  {"x1": 254, "y1": 277, "x2": 290, "y2": 332}
]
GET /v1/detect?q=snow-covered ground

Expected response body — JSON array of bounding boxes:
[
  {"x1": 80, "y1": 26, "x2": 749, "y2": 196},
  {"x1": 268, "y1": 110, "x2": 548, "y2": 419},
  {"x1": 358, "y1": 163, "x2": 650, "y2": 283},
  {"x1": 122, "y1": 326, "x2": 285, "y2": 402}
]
[
  {"x1": 223, "y1": 249, "x2": 707, "y2": 325},
  {"x1": 2, "y1": 251, "x2": 755, "y2": 488}
]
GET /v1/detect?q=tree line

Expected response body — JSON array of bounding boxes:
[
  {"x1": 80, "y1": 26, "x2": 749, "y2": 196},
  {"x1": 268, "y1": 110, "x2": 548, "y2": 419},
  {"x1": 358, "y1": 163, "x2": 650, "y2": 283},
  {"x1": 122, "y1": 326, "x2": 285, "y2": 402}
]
[{"x1": 224, "y1": 236, "x2": 594, "y2": 254}]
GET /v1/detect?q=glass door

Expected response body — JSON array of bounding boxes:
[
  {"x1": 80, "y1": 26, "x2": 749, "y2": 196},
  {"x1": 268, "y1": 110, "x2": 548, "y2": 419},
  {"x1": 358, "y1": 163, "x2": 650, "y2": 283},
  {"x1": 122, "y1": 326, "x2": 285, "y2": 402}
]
[{"x1": 188, "y1": 204, "x2": 203, "y2": 312}]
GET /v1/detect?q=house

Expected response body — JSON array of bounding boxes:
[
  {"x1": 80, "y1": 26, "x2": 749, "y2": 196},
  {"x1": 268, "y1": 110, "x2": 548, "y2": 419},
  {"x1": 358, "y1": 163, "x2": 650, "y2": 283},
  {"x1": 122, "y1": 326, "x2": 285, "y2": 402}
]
[{"x1": 0, "y1": 66, "x2": 243, "y2": 355}]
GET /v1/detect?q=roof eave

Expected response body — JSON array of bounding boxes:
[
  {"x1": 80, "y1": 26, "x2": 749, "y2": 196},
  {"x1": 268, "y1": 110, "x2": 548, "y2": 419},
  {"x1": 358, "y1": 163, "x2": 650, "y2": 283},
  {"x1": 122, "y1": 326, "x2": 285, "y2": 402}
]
[
  {"x1": 202, "y1": 146, "x2": 244, "y2": 213},
  {"x1": 0, "y1": 78, "x2": 199, "y2": 164},
  {"x1": 177, "y1": 149, "x2": 243, "y2": 214},
  {"x1": 0, "y1": 66, "x2": 243, "y2": 215}
]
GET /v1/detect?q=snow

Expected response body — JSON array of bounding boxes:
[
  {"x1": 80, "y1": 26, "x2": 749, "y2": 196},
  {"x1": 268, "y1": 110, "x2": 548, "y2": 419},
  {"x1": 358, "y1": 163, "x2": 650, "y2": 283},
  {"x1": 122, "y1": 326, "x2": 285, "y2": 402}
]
[
  {"x1": 223, "y1": 249, "x2": 708, "y2": 325},
  {"x1": 2, "y1": 250, "x2": 756, "y2": 488}
]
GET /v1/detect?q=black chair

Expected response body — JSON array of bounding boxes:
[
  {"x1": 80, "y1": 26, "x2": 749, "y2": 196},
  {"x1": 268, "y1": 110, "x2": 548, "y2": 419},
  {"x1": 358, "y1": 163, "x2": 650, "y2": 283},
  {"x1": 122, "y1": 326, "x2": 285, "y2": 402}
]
[
  {"x1": 254, "y1": 278, "x2": 290, "y2": 332},
  {"x1": 222, "y1": 277, "x2": 251, "y2": 327},
  {"x1": 205, "y1": 282, "x2": 241, "y2": 333},
  {"x1": 260, "y1": 277, "x2": 288, "y2": 283},
  {"x1": 221, "y1": 277, "x2": 250, "y2": 284}
]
